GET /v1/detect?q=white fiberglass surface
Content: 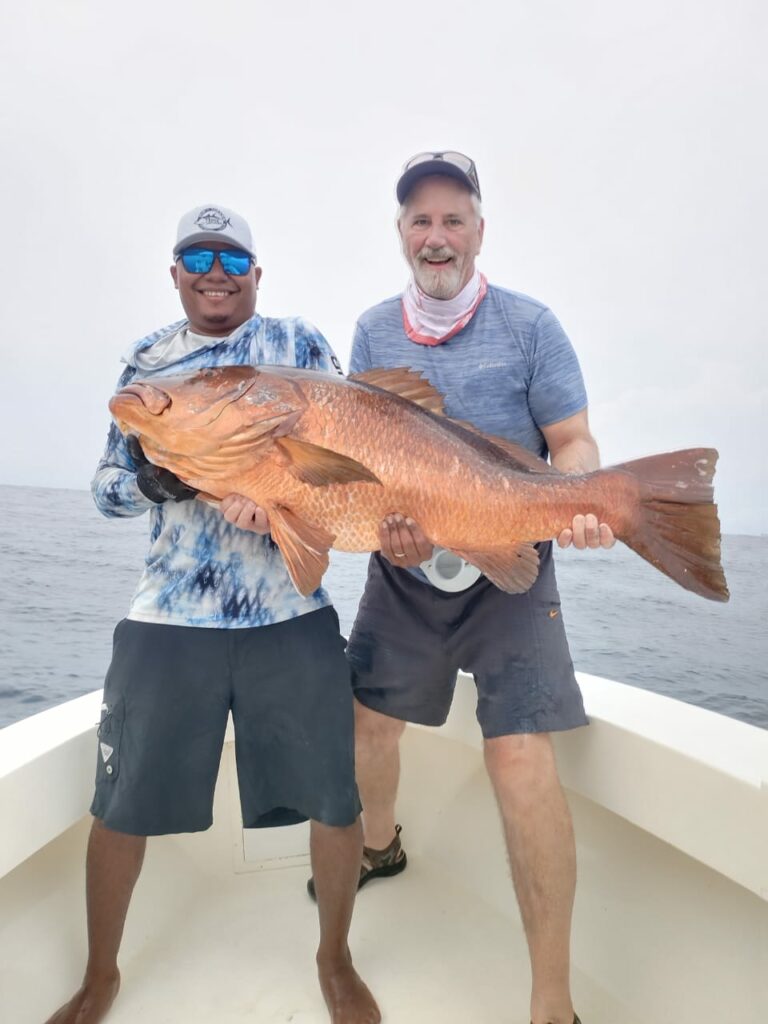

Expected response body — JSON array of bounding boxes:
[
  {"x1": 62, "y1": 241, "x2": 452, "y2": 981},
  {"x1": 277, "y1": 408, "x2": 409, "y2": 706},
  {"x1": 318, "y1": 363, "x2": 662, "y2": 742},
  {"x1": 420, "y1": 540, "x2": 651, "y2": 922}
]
[
  {"x1": 3, "y1": 819, "x2": 640, "y2": 1024},
  {"x1": 2, "y1": 695, "x2": 765, "y2": 1023}
]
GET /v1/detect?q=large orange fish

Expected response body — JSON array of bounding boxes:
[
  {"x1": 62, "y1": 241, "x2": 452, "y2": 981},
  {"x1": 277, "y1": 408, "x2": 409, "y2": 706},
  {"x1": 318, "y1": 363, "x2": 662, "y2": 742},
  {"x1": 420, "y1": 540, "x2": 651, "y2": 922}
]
[{"x1": 109, "y1": 365, "x2": 729, "y2": 602}]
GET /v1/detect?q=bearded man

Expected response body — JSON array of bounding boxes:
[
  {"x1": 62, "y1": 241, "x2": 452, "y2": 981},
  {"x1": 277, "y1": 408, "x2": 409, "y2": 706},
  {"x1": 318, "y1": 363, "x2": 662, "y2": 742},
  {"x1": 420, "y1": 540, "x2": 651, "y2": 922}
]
[{"x1": 309, "y1": 153, "x2": 615, "y2": 1024}]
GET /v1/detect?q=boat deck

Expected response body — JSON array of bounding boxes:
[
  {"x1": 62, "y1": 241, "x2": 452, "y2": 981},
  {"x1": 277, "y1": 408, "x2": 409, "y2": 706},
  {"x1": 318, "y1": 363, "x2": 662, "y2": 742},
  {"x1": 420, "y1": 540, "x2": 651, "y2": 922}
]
[
  {"x1": 8, "y1": 817, "x2": 639, "y2": 1024},
  {"x1": 3, "y1": 681, "x2": 766, "y2": 1023}
]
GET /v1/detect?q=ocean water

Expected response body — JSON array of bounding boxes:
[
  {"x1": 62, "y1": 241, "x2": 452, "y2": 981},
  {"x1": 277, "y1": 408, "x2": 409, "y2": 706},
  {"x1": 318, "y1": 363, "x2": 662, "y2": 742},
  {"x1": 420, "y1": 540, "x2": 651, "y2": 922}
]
[{"x1": 0, "y1": 484, "x2": 765, "y2": 730}]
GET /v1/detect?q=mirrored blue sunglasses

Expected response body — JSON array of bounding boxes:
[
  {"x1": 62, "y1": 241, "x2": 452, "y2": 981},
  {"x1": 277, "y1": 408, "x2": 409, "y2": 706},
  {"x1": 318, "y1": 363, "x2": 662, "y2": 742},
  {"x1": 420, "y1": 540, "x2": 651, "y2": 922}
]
[{"x1": 178, "y1": 247, "x2": 253, "y2": 276}]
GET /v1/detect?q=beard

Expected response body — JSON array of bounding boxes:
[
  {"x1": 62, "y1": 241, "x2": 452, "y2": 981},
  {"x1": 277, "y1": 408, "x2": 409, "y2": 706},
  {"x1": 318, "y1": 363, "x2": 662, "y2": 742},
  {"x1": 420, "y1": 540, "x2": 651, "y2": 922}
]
[{"x1": 412, "y1": 247, "x2": 465, "y2": 299}]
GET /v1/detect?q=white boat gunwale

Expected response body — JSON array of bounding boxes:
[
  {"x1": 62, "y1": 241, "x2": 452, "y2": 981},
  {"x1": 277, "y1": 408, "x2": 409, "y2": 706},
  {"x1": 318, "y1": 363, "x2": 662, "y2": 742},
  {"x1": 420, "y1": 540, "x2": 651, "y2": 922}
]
[{"x1": 1, "y1": 674, "x2": 766, "y2": 1023}]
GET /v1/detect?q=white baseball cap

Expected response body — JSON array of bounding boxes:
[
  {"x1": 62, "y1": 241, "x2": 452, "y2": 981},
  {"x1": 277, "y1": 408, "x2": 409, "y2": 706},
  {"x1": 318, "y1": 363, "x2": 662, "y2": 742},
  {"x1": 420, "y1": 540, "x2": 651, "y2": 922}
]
[{"x1": 173, "y1": 204, "x2": 256, "y2": 259}]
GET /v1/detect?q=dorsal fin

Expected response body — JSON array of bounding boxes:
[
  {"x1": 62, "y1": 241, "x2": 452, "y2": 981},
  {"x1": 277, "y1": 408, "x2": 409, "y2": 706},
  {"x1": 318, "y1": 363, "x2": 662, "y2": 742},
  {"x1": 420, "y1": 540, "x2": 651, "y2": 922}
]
[
  {"x1": 451, "y1": 421, "x2": 561, "y2": 475},
  {"x1": 349, "y1": 367, "x2": 446, "y2": 415},
  {"x1": 350, "y1": 365, "x2": 558, "y2": 475}
]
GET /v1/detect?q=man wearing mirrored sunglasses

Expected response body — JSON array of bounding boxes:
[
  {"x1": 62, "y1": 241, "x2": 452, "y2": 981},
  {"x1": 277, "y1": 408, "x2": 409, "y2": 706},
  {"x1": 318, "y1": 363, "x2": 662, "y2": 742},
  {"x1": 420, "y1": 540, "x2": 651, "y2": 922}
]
[
  {"x1": 324, "y1": 153, "x2": 614, "y2": 1024},
  {"x1": 46, "y1": 204, "x2": 380, "y2": 1024}
]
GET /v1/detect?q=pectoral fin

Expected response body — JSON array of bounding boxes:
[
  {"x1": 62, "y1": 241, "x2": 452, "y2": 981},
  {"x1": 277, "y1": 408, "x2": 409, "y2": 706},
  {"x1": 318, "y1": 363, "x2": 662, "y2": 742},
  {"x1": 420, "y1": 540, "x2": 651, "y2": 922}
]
[
  {"x1": 266, "y1": 504, "x2": 335, "y2": 596},
  {"x1": 274, "y1": 436, "x2": 382, "y2": 487},
  {"x1": 452, "y1": 543, "x2": 540, "y2": 593}
]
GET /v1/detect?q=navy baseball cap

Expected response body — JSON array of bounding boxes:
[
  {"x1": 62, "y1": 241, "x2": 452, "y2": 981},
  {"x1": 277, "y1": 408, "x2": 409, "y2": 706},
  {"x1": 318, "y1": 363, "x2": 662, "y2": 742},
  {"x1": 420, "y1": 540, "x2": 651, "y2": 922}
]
[{"x1": 396, "y1": 151, "x2": 481, "y2": 204}]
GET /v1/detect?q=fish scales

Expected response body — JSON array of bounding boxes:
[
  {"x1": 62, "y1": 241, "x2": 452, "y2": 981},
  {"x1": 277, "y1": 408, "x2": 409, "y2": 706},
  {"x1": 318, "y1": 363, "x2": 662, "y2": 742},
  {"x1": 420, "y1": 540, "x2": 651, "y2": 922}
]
[{"x1": 109, "y1": 364, "x2": 729, "y2": 602}]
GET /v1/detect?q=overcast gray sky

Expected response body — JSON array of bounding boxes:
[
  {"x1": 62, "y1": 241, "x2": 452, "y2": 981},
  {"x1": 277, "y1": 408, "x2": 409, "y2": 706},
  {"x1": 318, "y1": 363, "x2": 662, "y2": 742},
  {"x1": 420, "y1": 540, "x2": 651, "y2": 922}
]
[{"x1": 1, "y1": 0, "x2": 765, "y2": 534}]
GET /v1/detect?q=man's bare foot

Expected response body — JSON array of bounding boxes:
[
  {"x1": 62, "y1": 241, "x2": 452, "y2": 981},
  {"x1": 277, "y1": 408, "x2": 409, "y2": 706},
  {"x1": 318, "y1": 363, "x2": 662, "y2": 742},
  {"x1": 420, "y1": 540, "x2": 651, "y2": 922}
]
[
  {"x1": 44, "y1": 971, "x2": 120, "y2": 1024},
  {"x1": 317, "y1": 955, "x2": 381, "y2": 1024}
]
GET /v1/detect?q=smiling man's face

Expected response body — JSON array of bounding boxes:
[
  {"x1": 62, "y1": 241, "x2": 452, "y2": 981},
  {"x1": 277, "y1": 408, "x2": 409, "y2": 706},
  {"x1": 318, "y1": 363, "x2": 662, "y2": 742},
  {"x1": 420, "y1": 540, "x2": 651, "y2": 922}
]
[
  {"x1": 398, "y1": 176, "x2": 484, "y2": 300},
  {"x1": 170, "y1": 242, "x2": 262, "y2": 336}
]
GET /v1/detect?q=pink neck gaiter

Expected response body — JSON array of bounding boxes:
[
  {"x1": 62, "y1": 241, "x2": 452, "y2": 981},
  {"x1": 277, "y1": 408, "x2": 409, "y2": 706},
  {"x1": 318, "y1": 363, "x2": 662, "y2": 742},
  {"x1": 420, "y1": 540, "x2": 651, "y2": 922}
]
[{"x1": 402, "y1": 270, "x2": 488, "y2": 346}]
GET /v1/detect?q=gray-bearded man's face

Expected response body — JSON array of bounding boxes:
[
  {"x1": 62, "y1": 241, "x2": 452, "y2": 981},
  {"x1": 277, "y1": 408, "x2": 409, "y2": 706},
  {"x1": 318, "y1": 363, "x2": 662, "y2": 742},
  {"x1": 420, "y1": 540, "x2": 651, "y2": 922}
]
[{"x1": 399, "y1": 176, "x2": 484, "y2": 300}]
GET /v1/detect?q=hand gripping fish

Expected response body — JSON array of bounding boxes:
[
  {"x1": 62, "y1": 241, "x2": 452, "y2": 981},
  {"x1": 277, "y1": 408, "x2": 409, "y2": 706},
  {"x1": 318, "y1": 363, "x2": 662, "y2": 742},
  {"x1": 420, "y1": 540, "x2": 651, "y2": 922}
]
[{"x1": 109, "y1": 365, "x2": 729, "y2": 602}]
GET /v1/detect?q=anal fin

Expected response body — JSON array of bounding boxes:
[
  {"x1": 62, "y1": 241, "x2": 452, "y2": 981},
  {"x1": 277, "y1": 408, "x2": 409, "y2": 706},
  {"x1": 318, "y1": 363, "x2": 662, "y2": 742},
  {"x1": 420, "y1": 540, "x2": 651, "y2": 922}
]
[
  {"x1": 452, "y1": 543, "x2": 540, "y2": 594},
  {"x1": 266, "y1": 504, "x2": 335, "y2": 596}
]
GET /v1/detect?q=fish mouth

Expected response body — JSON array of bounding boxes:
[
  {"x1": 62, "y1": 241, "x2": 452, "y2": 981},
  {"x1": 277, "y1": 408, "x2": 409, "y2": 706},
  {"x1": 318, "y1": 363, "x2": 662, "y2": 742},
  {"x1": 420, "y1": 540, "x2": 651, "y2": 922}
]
[
  {"x1": 118, "y1": 382, "x2": 172, "y2": 415},
  {"x1": 111, "y1": 376, "x2": 259, "y2": 429}
]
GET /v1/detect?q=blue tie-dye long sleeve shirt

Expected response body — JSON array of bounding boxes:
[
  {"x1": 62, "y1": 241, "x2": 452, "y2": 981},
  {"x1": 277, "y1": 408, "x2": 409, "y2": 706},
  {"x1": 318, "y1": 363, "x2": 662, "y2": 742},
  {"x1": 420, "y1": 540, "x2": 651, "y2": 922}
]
[{"x1": 92, "y1": 314, "x2": 342, "y2": 628}]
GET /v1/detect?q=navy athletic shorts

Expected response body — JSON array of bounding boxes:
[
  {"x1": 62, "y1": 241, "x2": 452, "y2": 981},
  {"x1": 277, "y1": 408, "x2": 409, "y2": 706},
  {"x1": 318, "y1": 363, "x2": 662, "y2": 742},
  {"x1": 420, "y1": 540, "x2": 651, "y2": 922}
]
[
  {"x1": 90, "y1": 607, "x2": 362, "y2": 836},
  {"x1": 347, "y1": 544, "x2": 588, "y2": 739}
]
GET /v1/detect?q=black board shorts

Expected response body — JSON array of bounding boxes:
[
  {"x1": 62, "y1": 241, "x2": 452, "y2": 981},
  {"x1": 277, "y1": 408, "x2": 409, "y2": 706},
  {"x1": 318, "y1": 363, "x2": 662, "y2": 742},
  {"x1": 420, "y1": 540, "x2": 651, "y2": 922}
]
[
  {"x1": 90, "y1": 607, "x2": 361, "y2": 836},
  {"x1": 347, "y1": 544, "x2": 588, "y2": 739}
]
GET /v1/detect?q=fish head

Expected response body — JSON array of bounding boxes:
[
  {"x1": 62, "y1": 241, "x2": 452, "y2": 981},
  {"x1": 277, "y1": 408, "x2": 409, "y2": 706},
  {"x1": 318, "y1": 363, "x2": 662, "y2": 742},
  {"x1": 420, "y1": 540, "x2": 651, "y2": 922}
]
[{"x1": 109, "y1": 365, "x2": 303, "y2": 483}]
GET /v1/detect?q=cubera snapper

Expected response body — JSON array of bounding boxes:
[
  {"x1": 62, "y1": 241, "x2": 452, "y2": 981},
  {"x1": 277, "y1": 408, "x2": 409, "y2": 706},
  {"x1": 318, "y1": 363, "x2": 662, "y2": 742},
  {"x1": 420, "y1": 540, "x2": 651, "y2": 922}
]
[{"x1": 109, "y1": 364, "x2": 729, "y2": 602}]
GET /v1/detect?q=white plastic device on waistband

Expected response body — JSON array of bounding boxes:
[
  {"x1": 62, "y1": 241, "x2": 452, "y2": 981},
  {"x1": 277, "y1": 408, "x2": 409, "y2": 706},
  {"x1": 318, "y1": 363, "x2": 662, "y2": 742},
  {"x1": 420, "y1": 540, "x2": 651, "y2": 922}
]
[{"x1": 419, "y1": 547, "x2": 482, "y2": 592}]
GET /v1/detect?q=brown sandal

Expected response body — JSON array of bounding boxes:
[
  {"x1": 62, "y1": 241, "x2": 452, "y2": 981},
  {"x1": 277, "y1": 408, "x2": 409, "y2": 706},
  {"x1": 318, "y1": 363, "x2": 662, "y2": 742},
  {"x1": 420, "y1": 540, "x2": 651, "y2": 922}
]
[{"x1": 307, "y1": 824, "x2": 407, "y2": 900}]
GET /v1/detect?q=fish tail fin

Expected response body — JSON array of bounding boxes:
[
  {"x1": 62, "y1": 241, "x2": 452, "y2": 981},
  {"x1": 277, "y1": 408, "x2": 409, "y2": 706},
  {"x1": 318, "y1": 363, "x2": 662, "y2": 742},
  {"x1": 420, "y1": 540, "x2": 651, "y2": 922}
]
[{"x1": 612, "y1": 448, "x2": 729, "y2": 602}]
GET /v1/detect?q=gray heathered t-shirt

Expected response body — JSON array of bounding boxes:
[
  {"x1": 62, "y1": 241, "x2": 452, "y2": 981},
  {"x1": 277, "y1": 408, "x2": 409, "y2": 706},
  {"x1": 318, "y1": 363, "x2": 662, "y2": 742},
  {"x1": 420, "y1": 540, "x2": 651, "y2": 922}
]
[{"x1": 350, "y1": 283, "x2": 588, "y2": 460}]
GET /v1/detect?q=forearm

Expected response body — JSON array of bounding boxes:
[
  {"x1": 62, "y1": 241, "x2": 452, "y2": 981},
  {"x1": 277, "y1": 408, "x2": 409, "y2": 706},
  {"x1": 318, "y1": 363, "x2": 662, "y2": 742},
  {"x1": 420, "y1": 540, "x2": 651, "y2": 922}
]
[
  {"x1": 91, "y1": 464, "x2": 153, "y2": 518},
  {"x1": 91, "y1": 422, "x2": 153, "y2": 519},
  {"x1": 550, "y1": 435, "x2": 600, "y2": 475}
]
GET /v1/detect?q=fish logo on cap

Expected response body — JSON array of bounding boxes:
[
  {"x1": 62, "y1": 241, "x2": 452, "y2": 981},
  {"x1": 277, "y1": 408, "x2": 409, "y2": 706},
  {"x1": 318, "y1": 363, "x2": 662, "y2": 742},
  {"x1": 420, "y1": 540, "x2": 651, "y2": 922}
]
[{"x1": 194, "y1": 207, "x2": 231, "y2": 232}]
